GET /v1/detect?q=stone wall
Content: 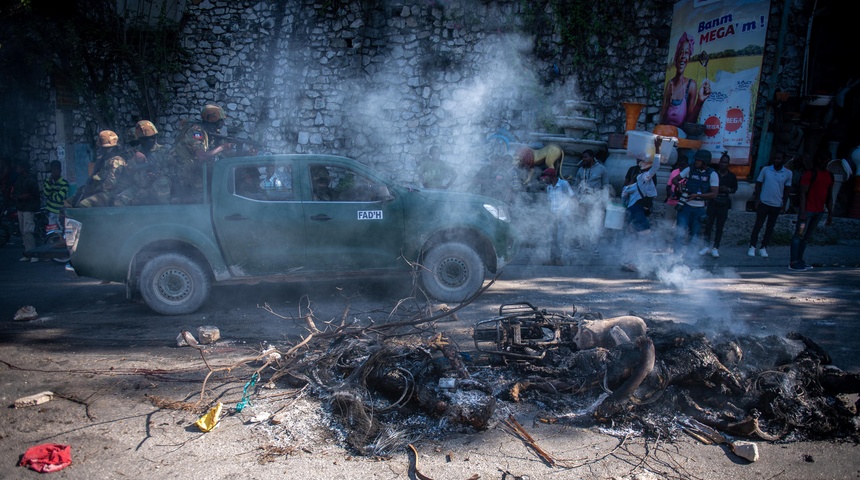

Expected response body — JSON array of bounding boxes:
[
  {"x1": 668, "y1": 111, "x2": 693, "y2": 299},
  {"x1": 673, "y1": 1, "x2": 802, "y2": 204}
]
[{"x1": 22, "y1": 0, "x2": 810, "y2": 187}]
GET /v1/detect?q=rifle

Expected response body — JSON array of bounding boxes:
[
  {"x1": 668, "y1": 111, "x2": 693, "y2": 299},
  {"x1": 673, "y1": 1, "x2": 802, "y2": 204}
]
[{"x1": 209, "y1": 134, "x2": 267, "y2": 155}]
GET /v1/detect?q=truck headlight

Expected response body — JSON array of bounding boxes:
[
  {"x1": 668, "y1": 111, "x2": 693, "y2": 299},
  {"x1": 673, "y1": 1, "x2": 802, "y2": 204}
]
[{"x1": 483, "y1": 203, "x2": 510, "y2": 222}]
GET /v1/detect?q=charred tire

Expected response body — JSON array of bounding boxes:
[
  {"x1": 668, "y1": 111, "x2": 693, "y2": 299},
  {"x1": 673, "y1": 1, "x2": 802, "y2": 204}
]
[
  {"x1": 419, "y1": 242, "x2": 485, "y2": 302},
  {"x1": 139, "y1": 253, "x2": 210, "y2": 315}
]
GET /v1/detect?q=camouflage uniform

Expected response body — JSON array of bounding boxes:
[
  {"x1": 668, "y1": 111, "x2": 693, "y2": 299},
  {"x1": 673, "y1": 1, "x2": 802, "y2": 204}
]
[
  {"x1": 76, "y1": 154, "x2": 127, "y2": 207},
  {"x1": 113, "y1": 144, "x2": 172, "y2": 206},
  {"x1": 169, "y1": 105, "x2": 231, "y2": 204},
  {"x1": 169, "y1": 121, "x2": 212, "y2": 204}
]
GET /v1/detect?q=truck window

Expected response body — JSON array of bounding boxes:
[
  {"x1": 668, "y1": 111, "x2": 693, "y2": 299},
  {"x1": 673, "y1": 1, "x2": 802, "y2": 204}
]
[
  {"x1": 310, "y1": 165, "x2": 384, "y2": 202},
  {"x1": 232, "y1": 161, "x2": 294, "y2": 201}
]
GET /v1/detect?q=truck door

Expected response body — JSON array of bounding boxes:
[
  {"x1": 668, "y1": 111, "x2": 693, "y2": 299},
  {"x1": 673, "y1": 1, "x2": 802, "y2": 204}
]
[
  {"x1": 302, "y1": 163, "x2": 405, "y2": 272},
  {"x1": 213, "y1": 159, "x2": 305, "y2": 275}
]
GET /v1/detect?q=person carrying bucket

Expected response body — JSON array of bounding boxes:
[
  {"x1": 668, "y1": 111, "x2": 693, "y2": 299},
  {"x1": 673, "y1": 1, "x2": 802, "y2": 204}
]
[{"x1": 619, "y1": 138, "x2": 664, "y2": 272}]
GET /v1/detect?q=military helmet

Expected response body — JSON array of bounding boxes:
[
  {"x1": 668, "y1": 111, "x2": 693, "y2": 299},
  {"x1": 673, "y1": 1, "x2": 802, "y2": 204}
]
[
  {"x1": 201, "y1": 105, "x2": 226, "y2": 123},
  {"x1": 134, "y1": 120, "x2": 158, "y2": 139},
  {"x1": 97, "y1": 130, "x2": 119, "y2": 148}
]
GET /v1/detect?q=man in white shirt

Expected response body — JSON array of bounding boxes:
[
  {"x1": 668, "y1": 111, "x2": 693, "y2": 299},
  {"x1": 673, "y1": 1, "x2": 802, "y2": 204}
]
[
  {"x1": 748, "y1": 152, "x2": 792, "y2": 257},
  {"x1": 540, "y1": 168, "x2": 573, "y2": 265}
]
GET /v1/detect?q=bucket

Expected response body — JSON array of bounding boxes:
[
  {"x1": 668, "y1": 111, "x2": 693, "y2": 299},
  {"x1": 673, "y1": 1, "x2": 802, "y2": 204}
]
[
  {"x1": 626, "y1": 131, "x2": 655, "y2": 160},
  {"x1": 627, "y1": 131, "x2": 676, "y2": 164},
  {"x1": 604, "y1": 203, "x2": 626, "y2": 230}
]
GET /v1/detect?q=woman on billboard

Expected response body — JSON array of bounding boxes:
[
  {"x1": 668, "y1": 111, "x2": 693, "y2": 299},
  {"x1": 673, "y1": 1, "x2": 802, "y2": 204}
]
[{"x1": 660, "y1": 32, "x2": 711, "y2": 127}]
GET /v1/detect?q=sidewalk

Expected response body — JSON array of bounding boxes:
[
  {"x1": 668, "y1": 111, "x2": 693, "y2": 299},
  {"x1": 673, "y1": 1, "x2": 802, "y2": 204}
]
[
  {"x1": 512, "y1": 242, "x2": 860, "y2": 269},
  {"x1": 510, "y1": 209, "x2": 860, "y2": 269}
]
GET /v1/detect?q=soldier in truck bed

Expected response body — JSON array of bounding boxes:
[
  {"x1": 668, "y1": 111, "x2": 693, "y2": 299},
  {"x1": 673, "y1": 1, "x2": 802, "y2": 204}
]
[
  {"x1": 170, "y1": 104, "x2": 234, "y2": 203},
  {"x1": 70, "y1": 130, "x2": 128, "y2": 208},
  {"x1": 114, "y1": 120, "x2": 173, "y2": 206}
]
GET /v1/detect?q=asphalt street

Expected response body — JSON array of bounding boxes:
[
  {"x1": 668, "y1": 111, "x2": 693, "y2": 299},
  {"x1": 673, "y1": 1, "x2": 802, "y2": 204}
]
[{"x1": 1, "y1": 231, "x2": 859, "y2": 480}]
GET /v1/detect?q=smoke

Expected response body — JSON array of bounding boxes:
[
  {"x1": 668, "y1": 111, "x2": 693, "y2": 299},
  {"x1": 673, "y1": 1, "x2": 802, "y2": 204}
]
[
  {"x1": 275, "y1": 2, "x2": 750, "y2": 340},
  {"x1": 345, "y1": 31, "x2": 544, "y2": 185}
]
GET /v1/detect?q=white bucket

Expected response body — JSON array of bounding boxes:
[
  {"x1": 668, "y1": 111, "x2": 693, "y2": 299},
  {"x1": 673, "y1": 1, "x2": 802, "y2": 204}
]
[
  {"x1": 604, "y1": 203, "x2": 626, "y2": 230},
  {"x1": 627, "y1": 131, "x2": 676, "y2": 164},
  {"x1": 626, "y1": 130, "x2": 655, "y2": 160}
]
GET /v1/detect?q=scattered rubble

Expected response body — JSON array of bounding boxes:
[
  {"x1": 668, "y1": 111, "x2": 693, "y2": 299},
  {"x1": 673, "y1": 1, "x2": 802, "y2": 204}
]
[
  {"x1": 197, "y1": 326, "x2": 220, "y2": 344},
  {"x1": 13, "y1": 391, "x2": 54, "y2": 408},
  {"x1": 13, "y1": 305, "x2": 37, "y2": 321},
  {"x1": 156, "y1": 301, "x2": 860, "y2": 461}
]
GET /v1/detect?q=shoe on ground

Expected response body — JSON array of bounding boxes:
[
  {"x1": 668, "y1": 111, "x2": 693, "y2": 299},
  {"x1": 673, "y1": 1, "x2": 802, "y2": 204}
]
[
  {"x1": 758, "y1": 248, "x2": 769, "y2": 257},
  {"x1": 621, "y1": 263, "x2": 638, "y2": 272},
  {"x1": 710, "y1": 248, "x2": 720, "y2": 258},
  {"x1": 788, "y1": 263, "x2": 805, "y2": 271},
  {"x1": 30, "y1": 257, "x2": 39, "y2": 263},
  {"x1": 698, "y1": 246, "x2": 710, "y2": 256},
  {"x1": 747, "y1": 246, "x2": 756, "y2": 257},
  {"x1": 802, "y1": 262, "x2": 813, "y2": 270},
  {"x1": 19, "y1": 257, "x2": 29, "y2": 262}
]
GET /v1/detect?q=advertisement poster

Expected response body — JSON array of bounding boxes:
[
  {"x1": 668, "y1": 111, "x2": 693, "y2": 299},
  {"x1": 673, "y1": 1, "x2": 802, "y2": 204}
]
[{"x1": 661, "y1": 0, "x2": 771, "y2": 166}]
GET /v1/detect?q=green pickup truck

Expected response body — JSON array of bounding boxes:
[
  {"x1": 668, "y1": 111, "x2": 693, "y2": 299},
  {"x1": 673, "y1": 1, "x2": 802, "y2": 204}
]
[{"x1": 64, "y1": 154, "x2": 517, "y2": 315}]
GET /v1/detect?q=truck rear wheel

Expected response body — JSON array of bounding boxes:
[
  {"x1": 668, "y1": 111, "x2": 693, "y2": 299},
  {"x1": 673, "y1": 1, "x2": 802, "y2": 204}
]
[
  {"x1": 139, "y1": 253, "x2": 211, "y2": 315},
  {"x1": 419, "y1": 242, "x2": 485, "y2": 302}
]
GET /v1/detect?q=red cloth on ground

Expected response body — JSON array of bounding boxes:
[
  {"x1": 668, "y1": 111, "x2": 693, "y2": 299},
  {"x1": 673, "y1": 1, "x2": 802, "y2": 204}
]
[{"x1": 19, "y1": 443, "x2": 72, "y2": 473}]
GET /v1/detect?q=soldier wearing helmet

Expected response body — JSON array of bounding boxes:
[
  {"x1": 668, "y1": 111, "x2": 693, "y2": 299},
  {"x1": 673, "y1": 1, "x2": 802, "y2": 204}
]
[
  {"x1": 71, "y1": 130, "x2": 128, "y2": 208},
  {"x1": 170, "y1": 104, "x2": 234, "y2": 203},
  {"x1": 114, "y1": 120, "x2": 173, "y2": 206}
]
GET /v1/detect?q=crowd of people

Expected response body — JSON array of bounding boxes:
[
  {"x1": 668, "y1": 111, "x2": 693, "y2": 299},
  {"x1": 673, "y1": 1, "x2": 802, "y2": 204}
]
[{"x1": 480, "y1": 136, "x2": 835, "y2": 273}]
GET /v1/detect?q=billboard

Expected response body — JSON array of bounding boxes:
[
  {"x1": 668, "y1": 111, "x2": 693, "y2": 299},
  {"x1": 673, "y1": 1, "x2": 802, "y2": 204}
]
[{"x1": 661, "y1": 0, "x2": 771, "y2": 166}]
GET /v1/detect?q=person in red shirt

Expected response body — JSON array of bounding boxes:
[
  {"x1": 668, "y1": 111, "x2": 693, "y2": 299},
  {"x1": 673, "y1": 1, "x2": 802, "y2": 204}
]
[{"x1": 789, "y1": 152, "x2": 834, "y2": 271}]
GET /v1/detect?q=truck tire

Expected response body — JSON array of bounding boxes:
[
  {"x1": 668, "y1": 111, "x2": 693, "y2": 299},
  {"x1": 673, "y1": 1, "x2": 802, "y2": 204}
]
[
  {"x1": 139, "y1": 253, "x2": 211, "y2": 315},
  {"x1": 419, "y1": 242, "x2": 485, "y2": 303}
]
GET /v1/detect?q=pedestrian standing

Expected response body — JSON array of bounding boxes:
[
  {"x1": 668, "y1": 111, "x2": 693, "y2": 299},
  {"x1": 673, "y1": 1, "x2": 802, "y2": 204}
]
[
  {"x1": 539, "y1": 168, "x2": 574, "y2": 266},
  {"x1": 572, "y1": 149, "x2": 610, "y2": 252},
  {"x1": 672, "y1": 149, "x2": 719, "y2": 254},
  {"x1": 620, "y1": 138, "x2": 664, "y2": 271},
  {"x1": 664, "y1": 155, "x2": 689, "y2": 224},
  {"x1": 12, "y1": 160, "x2": 40, "y2": 262},
  {"x1": 748, "y1": 152, "x2": 792, "y2": 258},
  {"x1": 42, "y1": 160, "x2": 69, "y2": 229},
  {"x1": 699, "y1": 152, "x2": 737, "y2": 258},
  {"x1": 789, "y1": 151, "x2": 834, "y2": 271}
]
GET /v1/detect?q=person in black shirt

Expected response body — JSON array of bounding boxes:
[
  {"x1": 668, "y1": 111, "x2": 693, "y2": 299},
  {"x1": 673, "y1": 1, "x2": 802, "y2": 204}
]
[{"x1": 699, "y1": 153, "x2": 738, "y2": 258}]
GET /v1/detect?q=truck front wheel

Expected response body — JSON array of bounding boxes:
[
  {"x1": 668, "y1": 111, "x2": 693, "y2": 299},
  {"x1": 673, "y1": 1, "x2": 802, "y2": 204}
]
[
  {"x1": 419, "y1": 242, "x2": 485, "y2": 302},
  {"x1": 139, "y1": 253, "x2": 211, "y2": 315}
]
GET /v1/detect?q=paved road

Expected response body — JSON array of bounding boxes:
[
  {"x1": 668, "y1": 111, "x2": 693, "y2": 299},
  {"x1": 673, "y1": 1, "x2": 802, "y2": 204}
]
[
  {"x1": 2, "y1": 234, "x2": 859, "y2": 479},
  {"x1": 2, "y1": 232, "x2": 859, "y2": 369}
]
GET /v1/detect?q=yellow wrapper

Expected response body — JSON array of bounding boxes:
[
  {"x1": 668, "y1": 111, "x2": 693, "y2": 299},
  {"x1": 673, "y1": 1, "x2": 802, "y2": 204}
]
[{"x1": 195, "y1": 402, "x2": 223, "y2": 432}]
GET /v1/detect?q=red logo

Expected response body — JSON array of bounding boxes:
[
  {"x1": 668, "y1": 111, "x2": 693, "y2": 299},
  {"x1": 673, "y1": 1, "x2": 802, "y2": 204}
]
[
  {"x1": 704, "y1": 116, "x2": 721, "y2": 138},
  {"x1": 725, "y1": 108, "x2": 743, "y2": 132}
]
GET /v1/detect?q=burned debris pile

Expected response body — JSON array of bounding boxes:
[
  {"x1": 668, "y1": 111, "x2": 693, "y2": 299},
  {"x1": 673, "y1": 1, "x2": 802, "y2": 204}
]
[{"x1": 200, "y1": 302, "x2": 859, "y2": 456}]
